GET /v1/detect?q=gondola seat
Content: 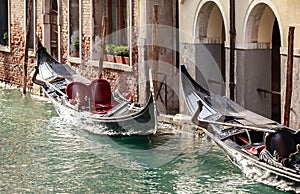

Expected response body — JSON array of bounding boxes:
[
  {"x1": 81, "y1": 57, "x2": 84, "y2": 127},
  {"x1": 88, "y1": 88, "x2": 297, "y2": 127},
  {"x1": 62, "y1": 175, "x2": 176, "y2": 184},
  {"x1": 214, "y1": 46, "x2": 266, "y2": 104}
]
[
  {"x1": 245, "y1": 145, "x2": 266, "y2": 155},
  {"x1": 265, "y1": 129, "x2": 300, "y2": 159},
  {"x1": 66, "y1": 82, "x2": 90, "y2": 109},
  {"x1": 89, "y1": 78, "x2": 116, "y2": 113}
]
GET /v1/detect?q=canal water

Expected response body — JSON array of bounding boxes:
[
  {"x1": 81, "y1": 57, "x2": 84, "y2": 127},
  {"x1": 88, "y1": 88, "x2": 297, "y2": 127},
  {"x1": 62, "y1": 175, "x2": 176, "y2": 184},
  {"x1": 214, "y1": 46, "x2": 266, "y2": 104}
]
[{"x1": 0, "y1": 88, "x2": 284, "y2": 193}]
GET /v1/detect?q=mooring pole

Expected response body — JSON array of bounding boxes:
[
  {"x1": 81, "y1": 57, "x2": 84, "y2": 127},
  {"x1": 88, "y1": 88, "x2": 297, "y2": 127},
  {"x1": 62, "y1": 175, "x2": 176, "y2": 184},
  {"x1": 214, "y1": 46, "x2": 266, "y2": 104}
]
[
  {"x1": 284, "y1": 26, "x2": 295, "y2": 127},
  {"x1": 23, "y1": 0, "x2": 33, "y2": 94},
  {"x1": 152, "y1": 4, "x2": 159, "y2": 99},
  {"x1": 229, "y1": 0, "x2": 236, "y2": 101},
  {"x1": 98, "y1": 16, "x2": 107, "y2": 78},
  {"x1": 175, "y1": 0, "x2": 179, "y2": 72}
]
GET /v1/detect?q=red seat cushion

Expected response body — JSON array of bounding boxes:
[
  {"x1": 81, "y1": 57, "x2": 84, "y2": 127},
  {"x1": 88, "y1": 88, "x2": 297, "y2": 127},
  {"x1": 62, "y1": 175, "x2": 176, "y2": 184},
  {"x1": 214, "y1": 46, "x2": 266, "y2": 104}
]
[
  {"x1": 246, "y1": 145, "x2": 266, "y2": 155},
  {"x1": 89, "y1": 79, "x2": 113, "y2": 109},
  {"x1": 66, "y1": 79, "x2": 117, "y2": 113},
  {"x1": 66, "y1": 82, "x2": 90, "y2": 106}
]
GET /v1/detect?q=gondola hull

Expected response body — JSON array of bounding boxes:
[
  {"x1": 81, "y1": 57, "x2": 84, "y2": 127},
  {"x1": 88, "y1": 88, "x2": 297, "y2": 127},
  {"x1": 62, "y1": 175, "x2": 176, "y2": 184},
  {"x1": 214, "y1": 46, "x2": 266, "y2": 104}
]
[
  {"x1": 204, "y1": 127, "x2": 300, "y2": 192},
  {"x1": 33, "y1": 42, "x2": 157, "y2": 136},
  {"x1": 180, "y1": 65, "x2": 300, "y2": 192},
  {"x1": 46, "y1": 91, "x2": 157, "y2": 135},
  {"x1": 46, "y1": 89, "x2": 157, "y2": 135}
]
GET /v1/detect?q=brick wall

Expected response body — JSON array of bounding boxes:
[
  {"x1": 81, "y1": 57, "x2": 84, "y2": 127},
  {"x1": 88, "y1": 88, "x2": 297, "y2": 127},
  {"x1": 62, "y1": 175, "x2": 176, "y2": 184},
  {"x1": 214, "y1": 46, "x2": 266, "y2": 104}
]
[
  {"x1": 81, "y1": 0, "x2": 91, "y2": 64},
  {"x1": 132, "y1": 0, "x2": 138, "y2": 65},
  {"x1": 59, "y1": 0, "x2": 69, "y2": 64},
  {"x1": 0, "y1": 0, "x2": 35, "y2": 87},
  {"x1": 0, "y1": 0, "x2": 137, "y2": 99}
]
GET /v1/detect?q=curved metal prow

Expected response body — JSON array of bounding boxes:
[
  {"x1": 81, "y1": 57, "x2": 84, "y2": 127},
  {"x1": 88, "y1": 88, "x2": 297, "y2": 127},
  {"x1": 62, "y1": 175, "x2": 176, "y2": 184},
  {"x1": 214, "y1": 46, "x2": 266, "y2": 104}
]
[{"x1": 31, "y1": 66, "x2": 47, "y2": 87}]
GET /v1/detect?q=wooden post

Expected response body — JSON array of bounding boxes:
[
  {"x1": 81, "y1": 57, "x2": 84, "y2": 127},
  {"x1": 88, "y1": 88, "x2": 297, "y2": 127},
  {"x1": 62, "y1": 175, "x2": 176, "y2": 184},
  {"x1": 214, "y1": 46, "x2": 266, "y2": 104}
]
[
  {"x1": 23, "y1": 0, "x2": 33, "y2": 94},
  {"x1": 98, "y1": 16, "x2": 107, "y2": 78},
  {"x1": 152, "y1": 5, "x2": 159, "y2": 99},
  {"x1": 284, "y1": 26, "x2": 295, "y2": 127},
  {"x1": 229, "y1": 0, "x2": 236, "y2": 101},
  {"x1": 175, "y1": 0, "x2": 179, "y2": 72}
]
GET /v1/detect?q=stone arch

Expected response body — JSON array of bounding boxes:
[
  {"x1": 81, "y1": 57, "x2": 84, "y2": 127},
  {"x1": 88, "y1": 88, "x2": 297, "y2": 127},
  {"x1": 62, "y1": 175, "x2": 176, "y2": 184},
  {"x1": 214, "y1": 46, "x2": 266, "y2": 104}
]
[
  {"x1": 241, "y1": 0, "x2": 282, "y2": 122},
  {"x1": 192, "y1": 0, "x2": 227, "y2": 95},
  {"x1": 193, "y1": 0, "x2": 228, "y2": 44},
  {"x1": 244, "y1": 0, "x2": 283, "y2": 47}
]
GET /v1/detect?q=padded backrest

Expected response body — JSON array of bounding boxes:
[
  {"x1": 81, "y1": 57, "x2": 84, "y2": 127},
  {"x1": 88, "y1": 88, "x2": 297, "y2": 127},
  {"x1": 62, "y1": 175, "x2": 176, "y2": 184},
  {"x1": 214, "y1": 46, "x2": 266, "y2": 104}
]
[
  {"x1": 66, "y1": 82, "x2": 90, "y2": 105},
  {"x1": 89, "y1": 79, "x2": 112, "y2": 106},
  {"x1": 266, "y1": 129, "x2": 297, "y2": 158}
]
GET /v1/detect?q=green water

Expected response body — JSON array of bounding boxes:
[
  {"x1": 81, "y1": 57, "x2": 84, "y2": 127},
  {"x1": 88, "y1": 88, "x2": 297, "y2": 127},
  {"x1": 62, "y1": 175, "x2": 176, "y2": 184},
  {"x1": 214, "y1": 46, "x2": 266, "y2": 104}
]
[{"x1": 0, "y1": 88, "x2": 284, "y2": 193}]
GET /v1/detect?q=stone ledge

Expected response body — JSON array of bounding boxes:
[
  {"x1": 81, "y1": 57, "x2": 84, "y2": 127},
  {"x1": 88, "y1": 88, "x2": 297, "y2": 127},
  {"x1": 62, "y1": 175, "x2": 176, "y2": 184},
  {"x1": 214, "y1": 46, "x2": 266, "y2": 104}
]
[
  {"x1": 158, "y1": 113, "x2": 202, "y2": 133},
  {"x1": 0, "y1": 45, "x2": 10, "y2": 53},
  {"x1": 158, "y1": 114, "x2": 192, "y2": 124},
  {"x1": 0, "y1": 81, "x2": 20, "y2": 89},
  {"x1": 68, "y1": 56, "x2": 82, "y2": 64},
  {"x1": 88, "y1": 60, "x2": 133, "y2": 72}
]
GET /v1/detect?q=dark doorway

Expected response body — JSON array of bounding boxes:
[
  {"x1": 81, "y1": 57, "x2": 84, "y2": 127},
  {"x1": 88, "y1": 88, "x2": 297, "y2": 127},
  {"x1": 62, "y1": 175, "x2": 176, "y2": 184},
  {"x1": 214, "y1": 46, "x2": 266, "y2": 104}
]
[{"x1": 271, "y1": 19, "x2": 281, "y2": 123}]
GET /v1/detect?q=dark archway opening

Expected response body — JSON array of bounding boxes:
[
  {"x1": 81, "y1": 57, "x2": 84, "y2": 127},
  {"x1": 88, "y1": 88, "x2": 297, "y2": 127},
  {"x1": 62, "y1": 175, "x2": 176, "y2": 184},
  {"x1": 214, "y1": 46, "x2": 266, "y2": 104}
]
[
  {"x1": 271, "y1": 19, "x2": 281, "y2": 123},
  {"x1": 195, "y1": 3, "x2": 226, "y2": 96}
]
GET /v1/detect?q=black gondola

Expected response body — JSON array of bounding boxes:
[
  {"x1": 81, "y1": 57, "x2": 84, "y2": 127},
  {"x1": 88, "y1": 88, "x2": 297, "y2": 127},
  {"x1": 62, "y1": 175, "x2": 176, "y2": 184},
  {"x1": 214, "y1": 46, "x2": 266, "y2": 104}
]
[
  {"x1": 32, "y1": 42, "x2": 157, "y2": 135},
  {"x1": 180, "y1": 65, "x2": 300, "y2": 192}
]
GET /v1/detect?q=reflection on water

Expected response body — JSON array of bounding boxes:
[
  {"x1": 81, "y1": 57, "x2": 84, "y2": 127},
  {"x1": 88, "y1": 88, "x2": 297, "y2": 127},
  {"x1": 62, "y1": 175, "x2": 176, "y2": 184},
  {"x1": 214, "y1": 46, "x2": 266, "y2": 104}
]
[{"x1": 0, "y1": 88, "x2": 283, "y2": 193}]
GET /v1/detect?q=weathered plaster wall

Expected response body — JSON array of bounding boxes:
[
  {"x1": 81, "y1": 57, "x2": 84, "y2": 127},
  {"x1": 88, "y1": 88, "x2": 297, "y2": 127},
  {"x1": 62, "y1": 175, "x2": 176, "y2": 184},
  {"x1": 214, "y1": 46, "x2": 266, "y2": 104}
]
[
  {"x1": 179, "y1": 0, "x2": 300, "y2": 128},
  {"x1": 237, "y1": 49, "x2": 272, "y2": 118},
  {"x1": 179, "y1": 0, "x2": 229, "y2": 43},
  {"x1": 138, "y1": 0, "x2": 179, "y2": 114},
  {"x1": 179, "y1": 42, "x2": 196, "y2": 115},
  {"x1": 281, "y1": 55, "x2": 300, "y2": 129},
  {"x1": 179, "y1": 0, "x2": 300, "y2": 55}
]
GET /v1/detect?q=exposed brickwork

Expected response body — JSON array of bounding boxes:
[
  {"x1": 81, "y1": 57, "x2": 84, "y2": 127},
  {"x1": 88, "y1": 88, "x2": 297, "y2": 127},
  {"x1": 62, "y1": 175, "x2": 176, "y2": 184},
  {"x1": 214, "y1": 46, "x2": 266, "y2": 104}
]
[
  {"x1": 131, "y1": 0, "x2": 139, "y2": 102},
  {"x1": 59, "y1": 0, "x2": 69, "y2": 64},
  {"x1": 0, "y1": 1, "x2": 35, "y2": 87},
  {"x1": 80, "y1": 64, "x2": 136, "y2": 95},
  {"x1": 0, "y1": 0, "x2": 136, "y2": 96},
  {"x1": 81, "y1": 0, "x2": 91, "y2": 65},
  {"x1": 132, "y1": 0, "x2": 138, "y2": 65}
]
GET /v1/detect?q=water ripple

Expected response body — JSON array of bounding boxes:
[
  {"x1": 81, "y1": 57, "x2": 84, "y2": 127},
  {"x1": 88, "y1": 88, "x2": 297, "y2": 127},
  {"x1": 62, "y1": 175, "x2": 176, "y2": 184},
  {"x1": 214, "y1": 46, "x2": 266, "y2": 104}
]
[{"x1": 0, "y1": 88, "x2": 284, "y2": 193}]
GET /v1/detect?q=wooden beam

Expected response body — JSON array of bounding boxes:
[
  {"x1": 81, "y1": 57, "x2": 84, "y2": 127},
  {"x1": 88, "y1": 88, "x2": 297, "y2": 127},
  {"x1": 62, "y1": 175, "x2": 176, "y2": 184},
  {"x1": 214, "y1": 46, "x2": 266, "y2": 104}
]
[
  {"x1": 284, "y1": 26, "x2": 295, "y2": 127},
  {"x1": 152, "y1": 4, "x2": 159, "y2": 99},
  {"x1": 23, "y1": 0, "x2": 33, "y2": 94}
]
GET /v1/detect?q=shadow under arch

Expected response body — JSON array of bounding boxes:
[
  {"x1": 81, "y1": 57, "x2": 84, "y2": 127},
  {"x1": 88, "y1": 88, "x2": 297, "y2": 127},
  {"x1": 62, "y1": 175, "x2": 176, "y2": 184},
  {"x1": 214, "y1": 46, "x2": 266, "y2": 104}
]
[
  {"x1": 192, "y1": 0, "x2": 227, "y2": 96},
  {"x1": 242, "y1": 1, "x2": 282, "y2": 122}
]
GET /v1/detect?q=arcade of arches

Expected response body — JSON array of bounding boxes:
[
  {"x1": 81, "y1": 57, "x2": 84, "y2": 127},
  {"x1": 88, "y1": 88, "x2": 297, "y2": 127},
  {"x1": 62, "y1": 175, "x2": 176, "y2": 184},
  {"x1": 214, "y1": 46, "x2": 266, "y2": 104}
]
[{"x1": 179, "y1": 1, "x2": 300, "y2": 129}]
